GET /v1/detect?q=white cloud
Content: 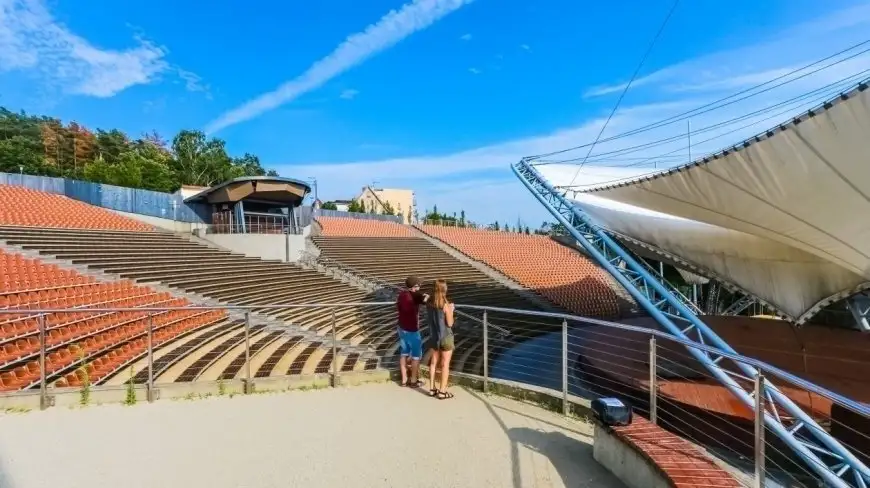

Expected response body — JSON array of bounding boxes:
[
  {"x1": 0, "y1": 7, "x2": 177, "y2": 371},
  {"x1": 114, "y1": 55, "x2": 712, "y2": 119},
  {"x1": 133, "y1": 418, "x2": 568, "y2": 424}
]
[
  {"x1": 0, "y1": 0, "x2": 169, "y2": 97},
  {"x1": 281, "y1": 62, "x2": 868, "y2": 223},
  {"x1": 280, "y1": 102, "x2": 687, "y2": 223},
  {"x1": 460, "y1": 33, "x2": 472, "y2": 41},
  {"x1": 340, "y1": 88, "x2": 360, "y2": 100},
  {"x1": 583, "y1": 2, "x2": 870, "y2": 99},
  {"x1": 204, "y1": 0, "x2": 474, "y2": 134},
  {"x1": 176, "y1": 68, "x2": 211, "y2": 98},
  {"x1": 583, "y1": 67, "x2": 677, "y2": 98},
  {"x1": 280, "y1": 2, "x2": 870, "y2": 225},
  {"x1": 520, "y1": 44, "x2": 531, "y2": 51},
  {"x1": 468, "y1": 67, "x2": 481, "y2": 75}
]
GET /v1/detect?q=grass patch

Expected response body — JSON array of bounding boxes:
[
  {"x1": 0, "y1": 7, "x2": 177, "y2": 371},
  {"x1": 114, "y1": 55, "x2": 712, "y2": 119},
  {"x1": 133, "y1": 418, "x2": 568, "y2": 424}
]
[
  {"x1": 74, "y1": 347, "x2": 91, "y2": 407},
  {"x1": 2, "y1": 406, "x2": 31, "y2": 414},
  {"x1": 124, "y1": 367, "x2": 137, "y2": 406}
]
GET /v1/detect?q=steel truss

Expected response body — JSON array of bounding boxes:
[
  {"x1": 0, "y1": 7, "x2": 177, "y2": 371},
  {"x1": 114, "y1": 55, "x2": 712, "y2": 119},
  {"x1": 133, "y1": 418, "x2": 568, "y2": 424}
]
[
  {"x1": 512, "y1": 158, "x2": 870, "y2": 488},
  {"x1": 847, "y1": 293, "x2": 870, "y2": 332},
  {"x1": 721, "y1": 294, "x2": 758, "y2": 316}
]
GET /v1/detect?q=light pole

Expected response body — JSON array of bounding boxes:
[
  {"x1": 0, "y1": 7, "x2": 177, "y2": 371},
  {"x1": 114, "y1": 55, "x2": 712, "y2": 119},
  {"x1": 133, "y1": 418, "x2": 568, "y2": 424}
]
[{"x1": 307, "y1": 177, "x2": 318, "y2": 206}]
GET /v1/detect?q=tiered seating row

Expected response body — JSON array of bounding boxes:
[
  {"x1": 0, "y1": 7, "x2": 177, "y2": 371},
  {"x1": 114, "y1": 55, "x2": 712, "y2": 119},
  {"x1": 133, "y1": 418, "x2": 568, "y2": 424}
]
[
  {"x1": 0, "y1": 226, "x2": 394, "y2": 379},
  {"x1": 0, "y1": 252, "x2": 94, "y2": 293},
  {"x1": 1, "y1": 290, "x2": 175, "y2": 360},
  {"x1": 419, "y1": 225, "x2": 622, "y2": 318},
  {"x1": 0, "y1": 185, "x2": 153, "y2": 231},
  {"x1": 312, "y1": 234, "x2": 569, "y2": 376},
  {"x1": 58, "y1": 310, "x2": 226, "y2": 387},
  {"x1": 316, "y1": 216, "x2": 415, "y2": 238},
  {"x1": 0, "y1": 247, "x2": 226, "y2": 391}
]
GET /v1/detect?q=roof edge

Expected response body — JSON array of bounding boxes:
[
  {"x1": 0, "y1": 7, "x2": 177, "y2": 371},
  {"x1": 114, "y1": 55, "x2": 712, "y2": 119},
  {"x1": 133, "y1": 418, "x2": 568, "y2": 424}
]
[
  {"x1": 611, "y1": 231, "x2": 793, "y2": 321},
  {"x1": 580, "y1": 77, "x2": 870, "y2": 194},
  {"x1": 183, "y1": 176, "x2": 312, "y2": 203}
]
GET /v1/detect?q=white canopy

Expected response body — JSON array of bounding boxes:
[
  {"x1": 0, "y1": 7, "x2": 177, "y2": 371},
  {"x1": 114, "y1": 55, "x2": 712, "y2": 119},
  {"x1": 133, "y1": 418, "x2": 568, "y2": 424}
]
[{"x1": 536, "y1": 82, "x2": 870, "y2": 323}]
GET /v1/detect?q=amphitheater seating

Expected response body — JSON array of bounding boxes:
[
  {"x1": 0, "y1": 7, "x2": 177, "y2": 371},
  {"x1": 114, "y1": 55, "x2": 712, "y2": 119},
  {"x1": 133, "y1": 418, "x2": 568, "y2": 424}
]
[
  {"x1": 316, "y1": 216, "x2": 414, "y2": 238},
  {"x1": 0, "y1": 185, "x2": 153, "y2": 231},
  {"x1": 312, "y1": 224, "x2": 575, "y2": 375},
  {"x1": 0, "y1": 249, "x2": 226, "y2": 391},
  {"x1": 418, "y1": 225, "x2": 625, "y2": 318},
  {"x1": 0, "y1": 226, "x2": 395, "y2": 381}
]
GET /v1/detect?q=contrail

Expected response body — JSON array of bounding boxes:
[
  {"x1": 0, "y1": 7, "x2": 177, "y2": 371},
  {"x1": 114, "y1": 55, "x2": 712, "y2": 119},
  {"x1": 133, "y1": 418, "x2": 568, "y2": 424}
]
[{"x1": 205, "y1": 0, "x2": 473, "y2": 134}]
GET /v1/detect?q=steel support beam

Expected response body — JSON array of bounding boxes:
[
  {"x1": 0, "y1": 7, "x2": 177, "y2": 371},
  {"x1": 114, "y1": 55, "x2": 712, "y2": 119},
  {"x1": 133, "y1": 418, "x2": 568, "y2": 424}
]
[
  {"x1": 722, "y1": 294, "x2": 757, "y2": 316},
  {"x1": 513, "y1": 158, "x2": 869, "y2": 487},
  {"x1": 847, "y1": 292, "x2": 870, "y2": 332}
]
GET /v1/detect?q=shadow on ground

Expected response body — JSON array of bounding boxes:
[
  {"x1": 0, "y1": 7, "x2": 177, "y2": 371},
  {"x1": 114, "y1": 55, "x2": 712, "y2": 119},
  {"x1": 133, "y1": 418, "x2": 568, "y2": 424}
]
[{"x1": 464, "y1": 388, "x2": 622, "y2": 488}]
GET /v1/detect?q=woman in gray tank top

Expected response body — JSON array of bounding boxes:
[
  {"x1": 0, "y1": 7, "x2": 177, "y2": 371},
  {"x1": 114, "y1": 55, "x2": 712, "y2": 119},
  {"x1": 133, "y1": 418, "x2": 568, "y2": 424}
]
[{"x1": 426, "y1": 279, "x2": 455, "y2": 399}]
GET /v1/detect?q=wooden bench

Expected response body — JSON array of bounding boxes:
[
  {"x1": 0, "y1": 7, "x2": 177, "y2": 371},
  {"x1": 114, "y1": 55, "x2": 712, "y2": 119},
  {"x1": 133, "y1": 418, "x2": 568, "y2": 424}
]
[{"x1": 594, "y1": 416, "x2": 741, "y2": 488}]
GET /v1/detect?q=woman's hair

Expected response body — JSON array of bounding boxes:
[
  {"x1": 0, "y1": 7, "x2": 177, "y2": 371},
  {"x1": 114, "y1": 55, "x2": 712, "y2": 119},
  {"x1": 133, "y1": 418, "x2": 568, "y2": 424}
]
[{"x1": 429, "y1": 279, "x2": 448, "y2": 309}]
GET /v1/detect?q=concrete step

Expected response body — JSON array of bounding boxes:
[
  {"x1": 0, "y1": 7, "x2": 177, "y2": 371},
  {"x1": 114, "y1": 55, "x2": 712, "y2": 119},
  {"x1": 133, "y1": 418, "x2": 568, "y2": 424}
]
[{"x1": 102, "y1": 261, "x2": 286, "y2": 276}]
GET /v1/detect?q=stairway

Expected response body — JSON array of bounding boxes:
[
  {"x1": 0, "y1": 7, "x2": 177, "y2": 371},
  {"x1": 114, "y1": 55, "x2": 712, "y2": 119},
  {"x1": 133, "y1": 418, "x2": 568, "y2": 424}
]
[{"x1": 0, "y1": 227, "x2": 398, "y2": 377}]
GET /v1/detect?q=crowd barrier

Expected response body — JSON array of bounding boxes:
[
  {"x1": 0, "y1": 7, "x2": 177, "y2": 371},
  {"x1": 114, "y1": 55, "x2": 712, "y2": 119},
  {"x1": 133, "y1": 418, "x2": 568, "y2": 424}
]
[{"x1": 0, "y1": 302, "x2": 867, "y2": 487}]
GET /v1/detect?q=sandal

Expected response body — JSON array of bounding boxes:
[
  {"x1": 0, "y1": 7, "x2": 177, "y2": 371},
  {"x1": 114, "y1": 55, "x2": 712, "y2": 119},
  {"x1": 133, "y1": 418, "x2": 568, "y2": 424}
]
[
  {"x1": 407, "y1": 380, "x2": 424, "y2": 388},
  {"x1": 429, "y1": 388, "x2": 438, "y2": 397},
  {"x1": 436, "y1": 390, "x2": 455, "y2": 400}
]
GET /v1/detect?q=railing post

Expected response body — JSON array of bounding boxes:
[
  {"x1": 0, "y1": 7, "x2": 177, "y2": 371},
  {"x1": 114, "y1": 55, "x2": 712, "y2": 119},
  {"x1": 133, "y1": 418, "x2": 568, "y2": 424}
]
[
  {"x1": 147, "y1": 313, "x2": 154, "y2": 402},
  {"x1": 244, "y1": 312, "x2": 252, "y2": 394},
  {"x1": 285, "y1": 227, "x2": 290, "y2": 262},
  {"x1": 562, "y1": 318, "x2": 569, "y2": 416},
  {"x1": 38, "y1": 314, "x2": 47, "y2": 410},
  {"x1": 331, "y1": 308, "x2": 339, "y2": 387},
  {"x1": 482, "y1": 309, "x2": 489, "y2": 394},
  {"x1": 649, "y1": 335, "x2": 657, "y2": 424},
  {"x1": 754, "y1": 373, "x2": 766, "y2": 488}
]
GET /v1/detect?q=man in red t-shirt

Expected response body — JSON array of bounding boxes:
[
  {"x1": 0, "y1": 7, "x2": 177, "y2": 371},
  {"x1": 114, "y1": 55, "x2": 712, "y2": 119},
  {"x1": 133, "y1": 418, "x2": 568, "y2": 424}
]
[{"x1": 396, "y1": 276, "x2": 428, "y2": 387}]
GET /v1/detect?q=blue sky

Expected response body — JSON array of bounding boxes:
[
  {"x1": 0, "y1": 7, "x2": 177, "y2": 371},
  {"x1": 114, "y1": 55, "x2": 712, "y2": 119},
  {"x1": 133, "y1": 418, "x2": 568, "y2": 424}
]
[{"x1": 2, "y1": 0, "x2": 870, "y2": 227}]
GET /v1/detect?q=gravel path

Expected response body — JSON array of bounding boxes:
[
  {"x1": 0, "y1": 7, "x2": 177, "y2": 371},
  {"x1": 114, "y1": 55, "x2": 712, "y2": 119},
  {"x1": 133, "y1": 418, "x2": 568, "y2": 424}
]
[{"x1": 0, "y1": 384, "x2": 624, "y2": 488}]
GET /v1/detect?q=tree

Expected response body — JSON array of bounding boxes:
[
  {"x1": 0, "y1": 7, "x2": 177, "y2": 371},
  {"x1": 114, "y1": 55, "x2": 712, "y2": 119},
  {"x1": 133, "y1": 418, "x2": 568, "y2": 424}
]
[
  {"x1": 233, "y1": 153, "x2": 270, "y2": 177},
  {"x1": 321, "y1": 201, "x2": 338, "y2": 210},
  {"x1": 69, "y1": 122, "x2": 96, "y2": 177},
  {"x1": 381, "y1": 201, "x2": 395, "y2": 215},
  {"x1": 95, "y1": 129, "x2": 128, "y2": 165},
  {"x1": 459, "y1": 210, "x2": 466, "y2": 227},
  {"x1": 347, "y1": 199, "x2": 364, "y2": 213},
  {"x1": 536, "y1": 221, "x2": 567, "y2": 236},
  {"x1": 170, "y1": 130, "x2": 241, "y2": 187},
  {"x1": 40, "y1": 121, "x2": 62, "y2": 168},
  {"x1": 423, "y1": 206, "x2": 459, "y2": 225},
  {"x1": 524, "y1": 226, "x2": 531, "y2": 234},
  {"x1": 0, "y1": 105, "x2": 280, "y2": 194}
]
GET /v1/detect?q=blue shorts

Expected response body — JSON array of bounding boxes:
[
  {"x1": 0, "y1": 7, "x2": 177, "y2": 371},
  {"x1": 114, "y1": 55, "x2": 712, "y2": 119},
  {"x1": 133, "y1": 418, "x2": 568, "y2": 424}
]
[{"x1": 397, "y1": 328, "x2": 422, "y2": 360}]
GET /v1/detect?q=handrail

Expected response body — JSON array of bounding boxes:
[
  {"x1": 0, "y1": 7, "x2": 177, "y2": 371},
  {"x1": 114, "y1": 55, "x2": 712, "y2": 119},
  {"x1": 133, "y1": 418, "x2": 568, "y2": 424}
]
[
  {"x1": 301, "y1": 251, "x2": 511, "y2": 336},
  {"x1": 1, "y1": 302, "x2": 866, "y2": 419}
]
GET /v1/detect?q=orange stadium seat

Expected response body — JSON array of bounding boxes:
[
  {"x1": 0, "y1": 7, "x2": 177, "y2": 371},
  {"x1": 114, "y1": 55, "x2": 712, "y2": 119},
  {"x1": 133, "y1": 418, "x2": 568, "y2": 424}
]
[
  {"x1": 418, "y1": 225, "x2": 622, "y2": 317},
  {"x1": 0, "y1": 248, "x2": 226, "y2": 391},
  {"x1": 316, "y1": 216, "x2": 415, "y2": 238},
  {"x1": 0, "y1": 185, "x2": 154, "y2": 231}
]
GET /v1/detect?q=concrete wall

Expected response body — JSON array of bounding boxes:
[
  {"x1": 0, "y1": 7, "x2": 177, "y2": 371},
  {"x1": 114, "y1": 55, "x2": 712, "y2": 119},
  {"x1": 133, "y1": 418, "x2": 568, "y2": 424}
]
[
  {"x1": 108, "y1": 208, "x2": 209, "y2": 233},
  {"x1": 593, "y1": 425, "x2": 671, "y2": 488},
  {"x1": 358, "y1": 186, "x2": 415, "y2": 224},
  {"x1": 200, "y1": 226, "x2": 310, "y2": 262}
]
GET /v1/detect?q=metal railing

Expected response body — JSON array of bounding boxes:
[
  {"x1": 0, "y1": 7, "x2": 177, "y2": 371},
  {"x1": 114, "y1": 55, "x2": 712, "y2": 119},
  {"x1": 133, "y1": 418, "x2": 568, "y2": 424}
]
[
  {"x1": 0, "y1": 302, "x2": 867, "y2": 487},
  {"x1": 513, "y1": 157, "x2": 869, "y2": 487},
  {"x1": 299, "y1": 251, "x2": 511, "y2": 337},
  {"x1": 210, "y1": 211, "x2": 302, "y2": 235}
]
